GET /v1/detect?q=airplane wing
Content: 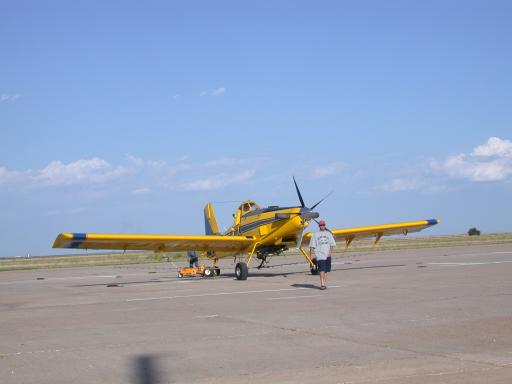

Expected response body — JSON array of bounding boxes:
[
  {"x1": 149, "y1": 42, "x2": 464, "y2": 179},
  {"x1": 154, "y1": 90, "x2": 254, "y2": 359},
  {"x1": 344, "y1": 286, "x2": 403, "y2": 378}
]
[
  {"x1": 302, "y1": 219, "x2": 440, "y2": 245},
  {"x1": 53, "y1": 233, "x2": 256, "y2": 253}
]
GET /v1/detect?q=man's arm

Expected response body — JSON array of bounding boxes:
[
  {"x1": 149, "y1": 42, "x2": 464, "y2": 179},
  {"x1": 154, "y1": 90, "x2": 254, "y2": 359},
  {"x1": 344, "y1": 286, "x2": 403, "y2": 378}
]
[{"x1": 329, "y1": 232, "x2": 336, "y2": 257}]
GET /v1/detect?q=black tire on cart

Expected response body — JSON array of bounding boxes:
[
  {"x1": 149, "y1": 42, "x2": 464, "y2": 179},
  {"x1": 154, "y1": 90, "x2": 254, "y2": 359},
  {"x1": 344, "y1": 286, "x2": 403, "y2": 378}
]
[
  {"x1": 235, "y1": 262, "x2": 248, "y2": 280},
  {"x1": 214, "y1": 268, "x2": 220, "y2": 276},
  {"x1": 204, "y1": 268, "x2": 214, "y2": 277}
]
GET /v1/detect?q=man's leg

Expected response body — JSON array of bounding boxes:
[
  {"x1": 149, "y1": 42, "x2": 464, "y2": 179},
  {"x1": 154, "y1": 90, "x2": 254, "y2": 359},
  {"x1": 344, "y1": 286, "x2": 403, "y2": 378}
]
[{"x1": 320, "y1": 271, "x2": 325, "y2": 287}]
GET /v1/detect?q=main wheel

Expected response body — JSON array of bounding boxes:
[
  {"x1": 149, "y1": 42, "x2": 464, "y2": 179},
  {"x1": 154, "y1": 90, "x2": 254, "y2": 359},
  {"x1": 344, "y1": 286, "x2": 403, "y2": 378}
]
[{"x1": 235, "y1": 262, "x2": 248, "y2": 280}]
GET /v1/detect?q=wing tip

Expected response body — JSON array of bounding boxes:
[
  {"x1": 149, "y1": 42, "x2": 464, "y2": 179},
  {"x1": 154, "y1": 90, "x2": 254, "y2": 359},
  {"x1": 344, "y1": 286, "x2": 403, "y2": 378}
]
[{"x1": 53, "y1": 233, "x2": 87, "y2": 248}]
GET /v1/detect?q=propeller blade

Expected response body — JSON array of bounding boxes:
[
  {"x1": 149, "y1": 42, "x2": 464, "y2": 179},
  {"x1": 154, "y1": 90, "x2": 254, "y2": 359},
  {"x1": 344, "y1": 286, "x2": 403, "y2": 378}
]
[
  {"x1": 310, "y1": 191, "x2": 333, "y2": 210},
  {"x1": 293, "y1": 176, "x2": 306, "y2": 208}
]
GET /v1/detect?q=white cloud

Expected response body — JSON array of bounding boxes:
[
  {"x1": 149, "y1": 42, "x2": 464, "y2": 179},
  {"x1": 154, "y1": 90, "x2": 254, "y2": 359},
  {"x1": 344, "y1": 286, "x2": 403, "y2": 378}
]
[
  {"x1": 472, "y1": 137, "x2": 512, "y2": 157},
  {"x1": 131, "y1": 187, "x2": 151, "y2": 195},
  {"x1": 313, "y1": 162, "x2": 345, "y2": 178},
  {"x1": 46, "y1": 207, "x2": 86, "y2": 216},
  {"x1": 200, "y1": 87, "x2": 226, "y2": 97},
  {"x1": 0, "y1": 166, "x2": 23, "y2": 184},
  {"x1": 211, "y1": 87, "x2": 226, "y2": 97},
  {"x1": 0, "y1": 93, "x2": 21, "y2": 102},
  {"x1": 1, "y1": 158, "x2": 130, "y2": 188},
  {"x1": 438, "y1": 154, "x2": 511, "y2": 182},
  {"x1": 380, "y1": 177, "x2": 445, "y2": 193},
  {"x1": 0, "y1": 156, "x2": 262, "y2": 195},
  {"x1": 179, "y1": 170, "x2": 255, "y2": 191},
  {"x1": 31, "y1": 158, "x2": 128, "y2": 186},
  {"x1": 125, "y1": 155, "x2": 166, "y2": 169},
  {"x1": 431, "y1": 137, "x2": 512, "y2": 182},
  {"x1": 204, "y1": 157, "x2": 266, "y2": 168},
  {"x1": 381, "y1": 178, "x2": 420, "y2": 192}
]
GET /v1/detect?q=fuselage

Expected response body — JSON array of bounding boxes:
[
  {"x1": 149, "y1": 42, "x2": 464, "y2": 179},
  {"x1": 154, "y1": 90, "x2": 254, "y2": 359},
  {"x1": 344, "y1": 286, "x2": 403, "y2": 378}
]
[
  {"x1": 237, "y1": 206, "x2": 304, "y2": 242},
  {"x1": 204, "y1": 200, "x2": 315, "y2": 260}
]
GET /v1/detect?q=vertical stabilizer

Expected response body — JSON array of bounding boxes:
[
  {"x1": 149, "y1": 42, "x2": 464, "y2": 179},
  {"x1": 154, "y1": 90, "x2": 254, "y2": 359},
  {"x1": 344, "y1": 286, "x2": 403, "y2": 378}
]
[{"x1": 204, "y1": 203, "x2": 220, "y2": 235}]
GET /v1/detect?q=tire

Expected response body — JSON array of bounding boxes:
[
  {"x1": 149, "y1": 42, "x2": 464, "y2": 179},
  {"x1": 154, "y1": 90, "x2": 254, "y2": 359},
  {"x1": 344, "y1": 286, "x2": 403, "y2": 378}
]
[
  {"x1": 214, "y1": 268, "x2": 220, "y2": 276},
  {"x1": 204, "y1": 268, "x2": 213, "y2": 277},
  {"x1": 178, "y1": 272, "x2": 183, "y2": 278},
  {"x1": 235, "y1": 262, "x2": 248, "y2": 280}
]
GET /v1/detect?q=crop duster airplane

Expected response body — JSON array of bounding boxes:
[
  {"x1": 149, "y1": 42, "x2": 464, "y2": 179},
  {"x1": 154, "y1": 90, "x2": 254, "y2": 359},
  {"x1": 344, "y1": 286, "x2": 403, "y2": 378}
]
[{"x1": 53, "y1": 178, "x2": 439, "y2": 280}]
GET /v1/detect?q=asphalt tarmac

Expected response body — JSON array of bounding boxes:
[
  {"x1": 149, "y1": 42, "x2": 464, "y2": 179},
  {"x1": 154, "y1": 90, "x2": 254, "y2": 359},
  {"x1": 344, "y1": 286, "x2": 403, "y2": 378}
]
[{"x1": 1, "y1": 244, "x2": 511, "y2": 383}]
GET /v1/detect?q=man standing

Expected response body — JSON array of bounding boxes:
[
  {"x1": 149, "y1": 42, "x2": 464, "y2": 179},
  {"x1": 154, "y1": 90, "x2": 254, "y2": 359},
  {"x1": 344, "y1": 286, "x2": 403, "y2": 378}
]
[
  {"x1": 187, "y1": 250, "x2": 198, "y2": 268},
  {"x1": 309, "y1": 220, "x2": 336, "y2": 290}
]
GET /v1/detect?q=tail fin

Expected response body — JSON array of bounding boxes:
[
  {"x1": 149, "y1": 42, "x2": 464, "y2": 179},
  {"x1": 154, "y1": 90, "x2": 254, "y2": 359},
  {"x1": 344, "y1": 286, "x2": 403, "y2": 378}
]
[{"x1": 204, "y1": 203, "x2": 220, "y2": 235}]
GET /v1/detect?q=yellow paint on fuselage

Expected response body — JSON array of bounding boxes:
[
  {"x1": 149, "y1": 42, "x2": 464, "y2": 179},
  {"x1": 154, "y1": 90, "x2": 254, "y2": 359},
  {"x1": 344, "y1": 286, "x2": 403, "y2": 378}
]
[
  {"x1": 203, "y1": 201, "x2": 311, "y2": 261},
  {"x1": 235, "y1": 203, "x2": 309, "y2": 246}
]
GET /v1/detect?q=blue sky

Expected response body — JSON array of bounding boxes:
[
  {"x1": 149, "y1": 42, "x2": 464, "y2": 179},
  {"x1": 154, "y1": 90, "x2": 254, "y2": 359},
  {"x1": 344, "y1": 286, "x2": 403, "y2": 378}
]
[{"x1": 1, "y1": 1, "x2": 511, "y2": 257}]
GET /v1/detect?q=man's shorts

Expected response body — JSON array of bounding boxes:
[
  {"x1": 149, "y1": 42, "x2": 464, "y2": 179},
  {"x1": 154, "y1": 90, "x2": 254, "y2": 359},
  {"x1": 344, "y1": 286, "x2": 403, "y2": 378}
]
[{"x1": 317, "y1": 257, "x2": 332, "y2": 272}]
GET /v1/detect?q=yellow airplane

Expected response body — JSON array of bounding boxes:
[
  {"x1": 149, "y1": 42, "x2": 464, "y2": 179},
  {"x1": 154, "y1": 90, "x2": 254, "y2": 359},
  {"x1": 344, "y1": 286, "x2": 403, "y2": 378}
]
[{"x1": 53, "y1": 178, "x2": 440, "y2": 280}]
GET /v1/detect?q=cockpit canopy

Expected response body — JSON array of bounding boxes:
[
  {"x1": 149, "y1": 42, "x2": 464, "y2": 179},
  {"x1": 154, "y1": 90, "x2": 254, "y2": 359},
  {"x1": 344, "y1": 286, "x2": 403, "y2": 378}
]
[{"x1": 238, "y1": 200, "x2": 261, "y2": 215}]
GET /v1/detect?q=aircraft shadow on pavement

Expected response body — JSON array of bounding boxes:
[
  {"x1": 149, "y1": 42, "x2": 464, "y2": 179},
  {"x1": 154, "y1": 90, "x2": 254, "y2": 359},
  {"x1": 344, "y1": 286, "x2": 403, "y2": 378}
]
[
  {"x1": 72, "y1": 278, "x2": 177, "y2": 287},
  {"x1": 71, "y1": 264, "x2": 405, "y2": 287},
  {"x1": 291, "y1": 283, "x2": 319, "y2": 289},
  {"x1": 242, "y1": 263, "x2": 406, "y2": 278},
  {"x1": 131, "y1": 354, "x2": 165, "y2": 384},
  {"x1": 332, "y1": 264, "x2": 405, "y2": 272}
]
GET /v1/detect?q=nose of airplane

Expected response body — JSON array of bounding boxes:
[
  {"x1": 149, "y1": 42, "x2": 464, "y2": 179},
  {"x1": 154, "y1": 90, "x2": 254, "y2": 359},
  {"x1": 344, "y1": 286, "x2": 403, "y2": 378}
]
[{"x1": 299, "y1": 208, "x2": 319, "y2": 221}]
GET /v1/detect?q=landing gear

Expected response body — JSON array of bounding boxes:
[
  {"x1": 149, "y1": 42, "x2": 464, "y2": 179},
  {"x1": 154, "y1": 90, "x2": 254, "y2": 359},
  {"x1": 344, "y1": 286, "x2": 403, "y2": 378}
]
[{"x1": 235, "y1": 262, "x2": 248, "y2": 280}]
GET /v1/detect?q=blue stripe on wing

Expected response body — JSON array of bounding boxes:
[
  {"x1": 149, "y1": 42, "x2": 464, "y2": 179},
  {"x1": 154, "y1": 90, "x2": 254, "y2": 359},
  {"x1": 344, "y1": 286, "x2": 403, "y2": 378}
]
[{"x1": 69, "y1": 233, "x2": 87, "y2": 248}]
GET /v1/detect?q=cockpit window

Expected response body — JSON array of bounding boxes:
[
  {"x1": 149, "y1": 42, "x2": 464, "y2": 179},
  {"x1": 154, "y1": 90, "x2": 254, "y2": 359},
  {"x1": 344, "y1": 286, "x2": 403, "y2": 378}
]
[{"x1": 240, "y1": 201, "x2": 260, "y2": 214}]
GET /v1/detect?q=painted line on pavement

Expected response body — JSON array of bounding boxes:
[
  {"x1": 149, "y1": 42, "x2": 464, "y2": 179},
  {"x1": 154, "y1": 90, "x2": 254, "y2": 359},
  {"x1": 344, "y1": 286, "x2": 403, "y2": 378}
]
[
  {"x1": 126, "y1": 285, "x2": 341, "y2": 302},
  {"x1": 429, "y1": 260, "x2": 512, "y2": 266},
  {"x1": 267, "y1": 294, "x2": 323, "y2": 300},
  {"x1": 443, "y1": 251, "x2": 512, "y2": 258}
]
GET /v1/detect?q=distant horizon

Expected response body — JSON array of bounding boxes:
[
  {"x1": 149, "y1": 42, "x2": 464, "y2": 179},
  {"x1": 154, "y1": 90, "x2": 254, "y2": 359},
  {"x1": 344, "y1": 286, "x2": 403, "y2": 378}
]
[{"x1": 3, "y1": 230, "x2": 510, "y2": 259}]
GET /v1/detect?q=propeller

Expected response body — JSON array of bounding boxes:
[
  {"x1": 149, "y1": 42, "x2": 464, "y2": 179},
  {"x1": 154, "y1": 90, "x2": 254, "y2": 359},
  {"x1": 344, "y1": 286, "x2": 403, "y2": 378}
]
[
  {"x1": 292, "y1": 177, "x2": 332, "y2": 248},
  {"x1": 293, "y1": 176, "x2": 306, "y2": 208}
]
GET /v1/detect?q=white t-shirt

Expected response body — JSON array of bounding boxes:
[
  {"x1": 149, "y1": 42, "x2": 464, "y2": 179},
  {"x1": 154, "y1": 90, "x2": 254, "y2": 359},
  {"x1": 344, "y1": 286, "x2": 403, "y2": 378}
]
[{"x1": 309, "y1": 230, "x2": 336, "y2": 260}]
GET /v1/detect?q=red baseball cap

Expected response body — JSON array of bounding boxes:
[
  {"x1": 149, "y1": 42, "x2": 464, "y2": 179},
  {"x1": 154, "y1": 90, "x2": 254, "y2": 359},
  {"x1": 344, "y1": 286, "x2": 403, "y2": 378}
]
[{"x1": 318, "y1": 220, "x2": 326, "y2": 226}]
